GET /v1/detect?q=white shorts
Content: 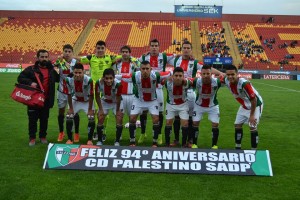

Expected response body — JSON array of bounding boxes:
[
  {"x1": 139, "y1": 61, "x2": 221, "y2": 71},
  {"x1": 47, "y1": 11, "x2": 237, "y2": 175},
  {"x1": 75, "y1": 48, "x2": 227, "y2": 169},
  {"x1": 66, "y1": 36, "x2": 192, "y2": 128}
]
[
  {"x1": 57, "y1": 91, "x2": 68, "y2": 109},
  {"x1": 166, "y1": 102, "x2": 189, "y2": 120},
  {"x1": 130, "y1": 97, "x2": 159, "y2": 116},
  {"x1": 234, "y1": 105, "x2": 263, "y2": 128},
  {"x1": 187, "y1": 89, "x2": 196, "y2": 116},
  {"x1": 192, "y1": 104, "x2": 220, "y2": 123},
  {"x1": 156, "y1": 88, "x2": 164, "y2": 112},
  {"x1": 100, "y1": 100, "x2": 124, "y2": 115},
  {"x1": 73, "y1": 100, "x2": 95, "y2": 115},
  {"x1": 121, "y1": 94, "x2": 134, "y2": 115}
]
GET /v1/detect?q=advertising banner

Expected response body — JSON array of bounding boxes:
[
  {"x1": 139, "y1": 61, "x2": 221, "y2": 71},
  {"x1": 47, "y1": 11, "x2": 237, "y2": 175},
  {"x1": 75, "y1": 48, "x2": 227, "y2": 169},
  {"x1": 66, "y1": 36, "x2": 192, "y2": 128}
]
[
  {"x1": 238, "y1": 73, "x2": 252, "y2": 79},
  {"x1": 175, "y1": 5, "x2": 222, "y2": 18},
  {"x1": 44, "y1": 144, "x2": 273, "y2": 176},
  {"x1": 263, "y1": 74, "x2": 290, "y2": 80},
  {"x1": 203, "y1": 57, "x2": 232, "y2": 65},
  {"x1": 0, "y1": 68, "x2": 22, "y2": 73}
]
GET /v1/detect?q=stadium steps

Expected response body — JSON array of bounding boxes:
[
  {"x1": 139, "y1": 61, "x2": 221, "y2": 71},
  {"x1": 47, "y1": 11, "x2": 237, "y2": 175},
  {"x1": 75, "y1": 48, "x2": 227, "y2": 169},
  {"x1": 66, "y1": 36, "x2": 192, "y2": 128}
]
[
  {"x1": 222, "y1": 21, "x2": 243, "y2": 66},
  {"x1": 190, "y1": 21, "x2": 202, "y2": 61},
  {"x1": 73, "y1": 19, "x2": 97, "y2": 55}
]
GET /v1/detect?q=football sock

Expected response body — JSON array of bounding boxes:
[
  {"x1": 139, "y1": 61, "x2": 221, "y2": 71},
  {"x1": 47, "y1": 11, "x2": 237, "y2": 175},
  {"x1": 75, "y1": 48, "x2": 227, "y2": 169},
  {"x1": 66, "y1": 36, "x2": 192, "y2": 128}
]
[
  {"x1": 165, "y1": 125, "x2": 172, "y2": 146},
  {"x1": 212, "y1": 127, "x2": 219, "y2": 146},
  {"x1": 58, "y1": 114, "x2": 64, "y2": 132},
  {"x1": 250, "y1": 130, "x2": 259, "y2": 149},
  {"x1": 173, "y1": 116, "x2": 180, "y2": 141},
  {"x1": 74, "y1": 113, "x2": 80, "y2": 133}
]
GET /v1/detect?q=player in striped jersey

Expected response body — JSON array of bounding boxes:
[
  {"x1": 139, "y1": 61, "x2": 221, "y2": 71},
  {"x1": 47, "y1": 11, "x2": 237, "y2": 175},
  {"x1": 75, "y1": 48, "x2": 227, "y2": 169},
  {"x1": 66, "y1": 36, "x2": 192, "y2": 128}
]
[
  {"x1": 225, "y1": 65, "x2": 263, "y2": 150},
  {"x1": 168, "y1": 41, "x2": 224, "y2": 147},
  {"x1": 164, "y1": 67, "x2": 192, "y2": 147},
  {"x1": 191, "y1": 65, "x2": 222, "y2": 149},
  {"x1": 113, "y1": 45, "x2": 139, "y2": 131},
  {"x1": 54, "y1": 44, "x2": 80, "y2": 142},
  {"x1": 138, "y1": 39, "x2": 175, "y2": 145},
  {"x1": 65, "y1": 63, "x2": 95, "y2": 145},
  {"x1": 95, "y1": 68, "x2": 123, "y2": 146},
  {"x1": 120, "y1": 61, "x2": 171, "y2": 147}
]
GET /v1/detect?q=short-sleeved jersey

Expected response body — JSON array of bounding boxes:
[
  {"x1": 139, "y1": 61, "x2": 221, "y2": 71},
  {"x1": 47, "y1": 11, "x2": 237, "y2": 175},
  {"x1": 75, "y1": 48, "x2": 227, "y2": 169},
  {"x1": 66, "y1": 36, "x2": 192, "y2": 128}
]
[
  {"x1": 95, "y1": 79, "x2": 122, "y2": 103},
  {"x1": 56, "y1": 58, "x2": 77, "y2": 94},
  {"x1": 66, "y1": 75, "x2": 93, "y2": 102},
  {"x1": 165, "y1": 78, "x2": 192, "y2": 105},
  {"x1": 113, "y1": 60, "x2": 138, "y2": 95},
  {"x1": 138, "y1": 53, "x2": 174, "y2": 72},
  {"x1": 122, "y1": 71, "x2": 171, "y2": 101},
  {"x1": 169, "y1": 56, "x2": 203, "y2": 78},
  {"x1": 193, "y1": 77, "x2": 221, "y2": 107},
  {"x1": 224, "y1": 77, "x2": 263, "y2": 110},
  {"x1": 80, "y1": 54, "x2": 115, "y2": 82}
]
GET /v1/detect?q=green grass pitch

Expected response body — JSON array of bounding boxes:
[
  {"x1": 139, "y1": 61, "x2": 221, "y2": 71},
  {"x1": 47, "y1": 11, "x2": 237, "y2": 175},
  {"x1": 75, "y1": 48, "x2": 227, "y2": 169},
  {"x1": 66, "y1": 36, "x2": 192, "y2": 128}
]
[{"x1": 0, "y1": 73, "x2": 299, "y2": 199}]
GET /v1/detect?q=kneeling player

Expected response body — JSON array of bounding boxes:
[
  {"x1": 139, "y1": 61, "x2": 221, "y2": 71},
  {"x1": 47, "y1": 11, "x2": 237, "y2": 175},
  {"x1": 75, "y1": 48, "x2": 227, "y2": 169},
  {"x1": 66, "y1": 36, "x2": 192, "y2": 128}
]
[
  {"x1": 164, "y1": 67, "x2": 192, "y2": 147},
  {"x1": 65, "y1": 63, "x2": 95, "y2": 145},
  {"x1": 192, "y1": 65, "x2": 222, "y2": 149},
  {"x1": 95, "y1": 68, "x2": 123, "y2": 146}
]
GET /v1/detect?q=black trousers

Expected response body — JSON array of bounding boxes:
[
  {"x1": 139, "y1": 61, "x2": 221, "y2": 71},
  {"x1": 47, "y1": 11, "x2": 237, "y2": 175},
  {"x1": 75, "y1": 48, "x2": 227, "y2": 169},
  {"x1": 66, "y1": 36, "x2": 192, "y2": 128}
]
[{"x1": 27, "y1": 106, "x2": 50, "y2": 139}]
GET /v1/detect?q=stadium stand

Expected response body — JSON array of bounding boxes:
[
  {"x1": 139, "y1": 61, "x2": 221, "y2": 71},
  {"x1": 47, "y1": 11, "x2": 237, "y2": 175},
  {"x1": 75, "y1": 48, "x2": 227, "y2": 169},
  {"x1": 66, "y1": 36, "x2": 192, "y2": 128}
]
[
  {"x1": 0, "y1": 10, "x2": 299, "y2": 70},
  {"x1": 0, "y1": 17, "x2": 88, "y2": 63}
]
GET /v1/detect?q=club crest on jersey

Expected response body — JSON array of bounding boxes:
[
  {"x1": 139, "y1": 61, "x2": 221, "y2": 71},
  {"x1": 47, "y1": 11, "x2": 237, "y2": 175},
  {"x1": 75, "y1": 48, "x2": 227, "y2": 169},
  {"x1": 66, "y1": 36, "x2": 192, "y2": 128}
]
[
  {"x1": 159, "y1": 59, "x2": 163, "y2": 64},
  {"x1": 55, "y1": 146, "x2": 78, "y2": 166},
  {"x1": 189, "y1": 64, "x2": 194, "y2": 68}
]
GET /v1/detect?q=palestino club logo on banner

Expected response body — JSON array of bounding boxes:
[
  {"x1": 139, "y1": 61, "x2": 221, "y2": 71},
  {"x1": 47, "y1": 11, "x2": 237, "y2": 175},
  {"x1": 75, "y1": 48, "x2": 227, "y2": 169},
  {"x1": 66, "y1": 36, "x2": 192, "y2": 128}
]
[{"x1": 55, "y1": 146, "x2": 78, "y2": 166}]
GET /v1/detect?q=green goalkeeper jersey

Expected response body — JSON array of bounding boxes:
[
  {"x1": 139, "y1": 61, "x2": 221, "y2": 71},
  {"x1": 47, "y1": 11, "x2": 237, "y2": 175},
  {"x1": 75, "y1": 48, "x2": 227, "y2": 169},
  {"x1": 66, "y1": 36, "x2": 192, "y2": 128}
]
[{"x1": 81, "y1": 54, "x2": 116, "y2": 82}]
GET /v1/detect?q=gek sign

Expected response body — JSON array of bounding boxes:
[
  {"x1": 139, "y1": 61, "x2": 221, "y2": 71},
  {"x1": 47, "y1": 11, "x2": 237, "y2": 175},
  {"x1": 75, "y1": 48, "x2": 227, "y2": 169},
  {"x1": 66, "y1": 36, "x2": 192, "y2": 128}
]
[{"x1": 43, "y1": 143, "x2": 273, "y2": 176}]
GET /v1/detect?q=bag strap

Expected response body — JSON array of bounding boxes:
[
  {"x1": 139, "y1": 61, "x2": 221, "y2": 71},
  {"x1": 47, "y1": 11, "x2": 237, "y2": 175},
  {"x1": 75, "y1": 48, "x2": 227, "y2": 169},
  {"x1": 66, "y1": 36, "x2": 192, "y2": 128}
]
[{"x1": 34, "y1": 71, "x2": 44, "y2": 92}]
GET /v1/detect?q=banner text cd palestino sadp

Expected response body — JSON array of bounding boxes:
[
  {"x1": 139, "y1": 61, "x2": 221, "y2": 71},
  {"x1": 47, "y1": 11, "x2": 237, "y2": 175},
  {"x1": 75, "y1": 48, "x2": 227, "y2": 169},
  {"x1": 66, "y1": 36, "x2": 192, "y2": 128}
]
[{"x1": 44, "y1": 144, "x2": 273, "y2": 176}]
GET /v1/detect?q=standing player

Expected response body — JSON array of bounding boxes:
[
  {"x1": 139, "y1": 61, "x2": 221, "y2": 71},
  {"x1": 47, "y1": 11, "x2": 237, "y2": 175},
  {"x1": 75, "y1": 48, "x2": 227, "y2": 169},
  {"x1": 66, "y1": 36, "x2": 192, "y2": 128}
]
[
  {"x1": 225, "y1": 65, "x2": 263, "y2": 149},
  {"x1": 95, "y1": 68, "x2": 123, "y2": 146},
  {"x1": 168, "y1": 41, "x2": 223, "y2": 146},
  {"x1": 191, "y1": 65, "x2": 222, "y2": 149},
  {"x1": 79, "y1": 40, "x2": 116, "y2": 141},
  {"x1": 113, "y1": 45, "x2": 139, "y2": 130},
  {"x1": 65, "y1": 63, "x2": 95, "y2": 144},
  {"x1": 120, "y1": 61, "x2": 171, "y2": 147},
  {"x1": 164, "y1": 67, "x2": 192, "y2": 147},
  {"x1": 55, "y1": 44, "x2": 80, "y2": 142},
  {"x1": 138, "y1": 39, "x2": 175, "y2": 145}
]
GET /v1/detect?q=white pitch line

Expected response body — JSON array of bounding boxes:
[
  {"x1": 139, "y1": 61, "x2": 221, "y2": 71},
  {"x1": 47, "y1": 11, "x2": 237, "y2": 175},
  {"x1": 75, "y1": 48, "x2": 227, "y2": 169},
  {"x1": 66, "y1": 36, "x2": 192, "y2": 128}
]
[{"x1": 254, "y1": 82, "x2": 300, "y2": 93}]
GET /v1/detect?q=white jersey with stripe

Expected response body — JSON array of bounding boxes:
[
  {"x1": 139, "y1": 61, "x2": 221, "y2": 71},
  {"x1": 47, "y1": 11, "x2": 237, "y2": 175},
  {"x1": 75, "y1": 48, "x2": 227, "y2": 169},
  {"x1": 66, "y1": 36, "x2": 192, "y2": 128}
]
[
  {"x1": 138, "y1": 53, "x2": 174, "y2": 72},
  {"x1": 165, "y1": 78, "x2": 192, "y2": 105},
  {"x1": 224, "y1": 77, "x2": 263, "y2": 110},
  {"x1": 95, "y1": 79, "x2": 122, "y2": 103},
  {"x1": 169, "y1": 56, "x2": 203, "y2": 78},
  {"x1": 122, "y1": 71, "x2": 170, "y2": 102},
  {"x1": 194, "y1": 77, "x2": 221, "y2": 107},
  {"x1": 58, "y1": 59, "x2": 77, "y2": 94},
  {"x1": 66, "y1": 75, "x2": 93, "y2": 102},
  {"x1": 113, "y1": 60, "x2": 137, "y2": 95}
]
